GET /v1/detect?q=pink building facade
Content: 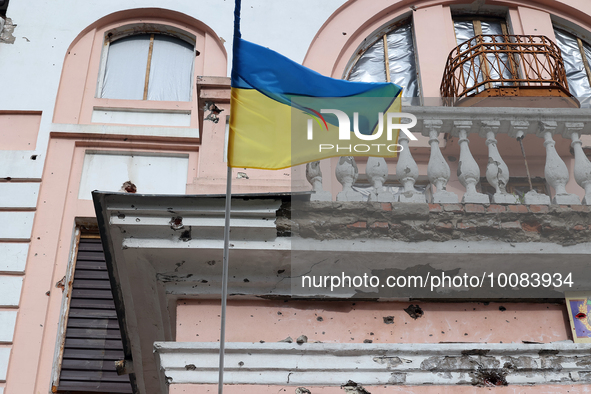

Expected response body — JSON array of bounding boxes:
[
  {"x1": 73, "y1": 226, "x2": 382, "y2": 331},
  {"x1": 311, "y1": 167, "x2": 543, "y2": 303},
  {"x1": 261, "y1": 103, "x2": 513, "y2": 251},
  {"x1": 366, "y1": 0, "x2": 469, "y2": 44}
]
[{"x1": 1, "y1": 0, "x2": 591, "y2": 393}]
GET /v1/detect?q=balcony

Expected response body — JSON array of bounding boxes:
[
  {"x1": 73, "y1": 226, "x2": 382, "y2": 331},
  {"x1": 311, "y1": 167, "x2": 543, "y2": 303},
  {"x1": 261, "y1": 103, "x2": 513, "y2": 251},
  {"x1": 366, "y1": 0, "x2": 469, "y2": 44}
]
[{"x1": 441, "y1": 34, "x2": 578, "y2": 108}]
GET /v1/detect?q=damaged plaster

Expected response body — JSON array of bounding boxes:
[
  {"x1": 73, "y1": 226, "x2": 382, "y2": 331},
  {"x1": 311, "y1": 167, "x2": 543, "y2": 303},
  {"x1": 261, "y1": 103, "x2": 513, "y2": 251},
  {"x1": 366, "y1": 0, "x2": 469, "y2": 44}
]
[
  {"x1": 286, "y1": 202, "x2": 591, "y2": 246},
  {"x1": 0, "y1": 17, "x2": 15, "y2": 44}
]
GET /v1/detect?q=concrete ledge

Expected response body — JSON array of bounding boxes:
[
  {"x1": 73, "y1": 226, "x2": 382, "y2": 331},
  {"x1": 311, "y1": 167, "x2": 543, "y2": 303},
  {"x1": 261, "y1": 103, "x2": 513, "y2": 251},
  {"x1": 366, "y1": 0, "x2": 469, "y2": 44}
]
[{"x1": 154, "y1": 341, "x2": 591, "y2": 386}]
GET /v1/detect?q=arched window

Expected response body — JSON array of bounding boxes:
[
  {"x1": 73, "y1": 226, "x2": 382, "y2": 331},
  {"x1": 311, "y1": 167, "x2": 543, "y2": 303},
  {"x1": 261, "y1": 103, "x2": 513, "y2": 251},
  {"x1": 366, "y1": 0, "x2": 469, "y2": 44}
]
[
  {"x1": 347, "y1": 20, "x2": 420, "y2": 105},
  {"x1": 99, "y1": 33, "x2": 194, "y2": 101}
]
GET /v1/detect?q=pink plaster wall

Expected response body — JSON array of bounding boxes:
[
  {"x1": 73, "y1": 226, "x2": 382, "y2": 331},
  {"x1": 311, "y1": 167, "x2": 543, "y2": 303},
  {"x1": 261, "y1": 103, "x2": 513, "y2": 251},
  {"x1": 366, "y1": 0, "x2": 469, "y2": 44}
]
[
  {"x1": 0, "y1": 112, "x2": 42, "y2": 150},
  {"x1": 177, "y1": 300, "x2": 570, "y2": 344}
]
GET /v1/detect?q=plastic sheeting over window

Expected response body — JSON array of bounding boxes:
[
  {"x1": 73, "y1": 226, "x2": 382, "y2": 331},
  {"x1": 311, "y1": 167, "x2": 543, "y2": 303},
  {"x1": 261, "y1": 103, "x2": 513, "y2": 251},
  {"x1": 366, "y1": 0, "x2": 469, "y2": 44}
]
[
  {"x1": 453, "y1": 21, "x2": 480, "y2": 92},
  {"x1": 553, "y1": 28, "x2": 591, "y2": 107},
  {"x1": 453, "y1": 20, "x2": 513, "y2": 94},
  {"x1": 101, "y1": 34, "x2": 194, "y2": 101},
  {"x1": 348, "y1": 22, "x2": 420, "y2": 105}
]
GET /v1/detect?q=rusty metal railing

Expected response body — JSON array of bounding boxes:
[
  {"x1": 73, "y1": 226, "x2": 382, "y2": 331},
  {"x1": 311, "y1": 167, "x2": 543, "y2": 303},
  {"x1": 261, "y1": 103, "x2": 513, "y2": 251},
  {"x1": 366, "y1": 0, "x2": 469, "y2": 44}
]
[{"x1": 441, "y1": 35, "x2": 570, "y2": 105}]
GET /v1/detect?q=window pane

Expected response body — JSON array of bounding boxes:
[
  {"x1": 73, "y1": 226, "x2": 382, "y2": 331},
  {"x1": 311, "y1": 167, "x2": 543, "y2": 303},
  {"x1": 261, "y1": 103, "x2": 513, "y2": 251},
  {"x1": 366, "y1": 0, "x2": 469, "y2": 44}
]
[
  {"x1": 349, "y1": 37, "x2": 386, "y2": 83},
  {"x1": 101, "y1": 34, "x2": 150, "y2": 100},
  {"x1": 480, "y1": 21, "x2": 513, "y2": 85},
  {"x1": 453, "y1": 21, "x2": 482, "y2": 93},
  {"x1": 553, "y1": 28, "x2": 591, "y2": 107},
  {"x1": 348, "y1": 22, "x2": 419, "y2": 105},
  {"x1": 386, "y1": 23, "x2": 419, "y2": 103},
  {"x1": 147, "y1": 35, "x2": 194, "y2": 101},
  {"x1": 454, "y1": 20, "x2": 475, "y2": 44}
]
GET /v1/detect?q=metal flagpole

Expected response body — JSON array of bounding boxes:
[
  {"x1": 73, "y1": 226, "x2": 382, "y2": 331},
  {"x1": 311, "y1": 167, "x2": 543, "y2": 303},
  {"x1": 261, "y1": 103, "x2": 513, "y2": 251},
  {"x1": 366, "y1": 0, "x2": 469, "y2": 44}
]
[
  {"x1": 218, "y1": 165, "x2": 232, "y2": 394},
  {"x1": 219, "y1": 2, "x2": 241, "y2": 393}
]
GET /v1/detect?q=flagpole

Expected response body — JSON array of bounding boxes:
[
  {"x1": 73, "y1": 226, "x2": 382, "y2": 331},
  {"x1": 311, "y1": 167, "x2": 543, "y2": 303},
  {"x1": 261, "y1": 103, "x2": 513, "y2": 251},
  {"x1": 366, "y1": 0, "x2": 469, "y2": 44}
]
[
  {"x1": 218, "y1": 165, "x2": 232, "y2": 394},
  {"x1": 219, "y1": 2, "x2": 241, "y2": 393}
]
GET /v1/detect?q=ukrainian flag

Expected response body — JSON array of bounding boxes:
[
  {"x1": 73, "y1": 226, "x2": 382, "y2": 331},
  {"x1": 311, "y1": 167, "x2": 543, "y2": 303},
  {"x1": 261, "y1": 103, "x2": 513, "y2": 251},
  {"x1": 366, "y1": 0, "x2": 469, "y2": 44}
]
[{"x1": 228, "y1": 38, "x2": 403, "y2": 170}]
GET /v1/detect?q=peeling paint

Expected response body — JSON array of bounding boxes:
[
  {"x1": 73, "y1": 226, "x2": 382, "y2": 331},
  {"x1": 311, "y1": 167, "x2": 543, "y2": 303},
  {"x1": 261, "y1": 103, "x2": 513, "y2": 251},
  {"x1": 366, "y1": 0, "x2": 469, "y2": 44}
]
[
  {"x1": 404, "y1": 304, "x2": 423, "y2": 319},
  {"x1": 0, "y1": 17, "x2": 16, "y2": 44},
  {"x1": 203, "y1": 101, "x2": 224, "y2": 123},
  {"x1": 169, "y1": 216, "x2": 184, "y2": 230},
  {"x1": 121, "y1": 181, "x2": 137, "y2": 193},
  {"x1": 341, "y1": 380, "x2": 371, "y2": 394}
]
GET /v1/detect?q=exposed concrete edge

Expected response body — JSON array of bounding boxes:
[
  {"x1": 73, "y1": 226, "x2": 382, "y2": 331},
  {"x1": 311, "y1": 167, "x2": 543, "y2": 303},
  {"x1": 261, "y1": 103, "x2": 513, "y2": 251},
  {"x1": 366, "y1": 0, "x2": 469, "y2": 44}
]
[{"x1": 154, "y1": 341, "x2": 591, "y2": 386}]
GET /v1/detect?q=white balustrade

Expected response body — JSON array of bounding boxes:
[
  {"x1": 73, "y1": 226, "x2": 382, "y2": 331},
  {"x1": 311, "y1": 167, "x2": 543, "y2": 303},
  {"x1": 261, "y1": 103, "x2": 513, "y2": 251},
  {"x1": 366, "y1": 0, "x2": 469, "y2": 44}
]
[
  {"x1": 424, "y1": 120, "x2": 458, "y2": 203},
  {"x1": 454, "y1": 121, "x2": 489, "y2": 204},
  {"x1": 366, "y1": 157, "x2": 395, "y2": 202},
  {"x1": 567, "y1": 123, "x2": 591, "y2": 205},
  {"x1": 481, "y1": 121, "x2": 518, "y2": 204},
  {"x1": 336, "y1": 157, "x2": 364, "y2": 202},
  {"x1": 306, "y1": 108, "x2": 591, "y2": 205},
  {"x1": 306, "y1": 161, "x2": 332, "y2": 201},
  {"x1": 539, "y1": 121, "x2": 580, "y2": 205},
  {"x1": 396, "y1": 132, "x2": 424, "y2": 203}
]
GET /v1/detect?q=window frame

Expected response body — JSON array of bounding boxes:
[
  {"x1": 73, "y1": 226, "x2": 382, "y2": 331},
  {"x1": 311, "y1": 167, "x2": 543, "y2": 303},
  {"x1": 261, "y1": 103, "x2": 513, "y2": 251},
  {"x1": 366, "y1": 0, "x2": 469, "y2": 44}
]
[{"x1": 96, "y1": 24, "x2": 197, "y2": 102}]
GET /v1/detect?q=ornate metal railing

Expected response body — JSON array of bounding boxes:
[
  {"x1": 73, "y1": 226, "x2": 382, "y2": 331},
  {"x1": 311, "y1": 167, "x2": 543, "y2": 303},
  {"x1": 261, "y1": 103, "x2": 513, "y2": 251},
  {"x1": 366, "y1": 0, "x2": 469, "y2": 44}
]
[{"x1": 441, "y1": 35, "x2": 570, "y2": 104}]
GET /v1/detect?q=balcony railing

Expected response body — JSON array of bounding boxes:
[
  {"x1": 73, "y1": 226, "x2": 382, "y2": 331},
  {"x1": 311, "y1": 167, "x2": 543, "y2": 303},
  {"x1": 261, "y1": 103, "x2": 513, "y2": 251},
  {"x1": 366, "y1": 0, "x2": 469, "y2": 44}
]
[
  {"x1": 441, "y1": 35, "x2": 571, "y2": 105},
  {"x1": 306, "y1": 106, "x2": 591, "y2": 206}
]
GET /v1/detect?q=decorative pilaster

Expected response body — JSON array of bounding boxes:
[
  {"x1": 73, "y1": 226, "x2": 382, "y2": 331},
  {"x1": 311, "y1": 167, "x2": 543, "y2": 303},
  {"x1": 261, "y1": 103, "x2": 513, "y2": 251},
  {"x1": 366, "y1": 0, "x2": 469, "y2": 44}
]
[
  {"x1": 424, "y1": 120, "x2": 458, "y2": 203},
  {"x1": 306, "y1": 161, "x2": 332, "y2": 201},
  {"x1": 567, "y1": 123, "x2": 591, "y2": 205},
  {"x1": 481, "y1": 121, "x2": 518, "y2": 204},
  {"x1": 336, "y1": 157, "x2": 363, "y2": 202},
  {"x1": 540, "y1": 121, "x2": 580, "y2": 205},
  {"x1": 366, "y1": 157, "x2": 395, "y2": 202},
  {"x1": 455, "y1": 121, "x2": 489, "y2": 203}
]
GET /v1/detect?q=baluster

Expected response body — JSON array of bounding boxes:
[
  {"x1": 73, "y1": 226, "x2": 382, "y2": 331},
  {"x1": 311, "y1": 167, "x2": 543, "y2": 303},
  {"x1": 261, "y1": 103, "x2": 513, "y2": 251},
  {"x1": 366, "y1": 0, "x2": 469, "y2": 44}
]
[
  {"x1": 566, "y1": 123, "x2": 591, "y2": 205},
  {"x1": 539, "y1": 121, "x2": 580, "y2": 204},
  {"x1": 336, "y1": 156, "x2": 364, "y2": 202},
  {"x1": 306, "y1": 161, "x2": 332, "y2": 201},
  {"x1": 424, "y1": 120, "x2": 458, "y2": 203},
  {"x1": 455, "y1": 121, "x2": 489, "y2": 203},
  {"x1": 481, "y1": 121, "x2": 518, "y2": 204},
  {"x1": 509, "y1": 121, "x2": 550, "y2": 205},
  {"x1": 396, "y1": 131, "x2": 424, "y2": 202},
  {"x1": 366, "y1": 157, "x2": 395, "y2": 202}
]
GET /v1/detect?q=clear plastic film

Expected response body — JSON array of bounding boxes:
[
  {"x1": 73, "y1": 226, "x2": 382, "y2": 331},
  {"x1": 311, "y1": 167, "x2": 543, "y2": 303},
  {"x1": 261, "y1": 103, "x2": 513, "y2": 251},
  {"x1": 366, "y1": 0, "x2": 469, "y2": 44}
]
[
  {"x1": 348, "y1": 37, "x2": 386, "y2": 83},
  {"x1": 101, "y1": 34, "x2": 194, "y2": 102},
  {"x1": 101, "y1": 34, "x2": 150, "y2": 100},
  {"x1": 554, "y1": 28, "x2": 591, "y2": 107},
  {"x1": 386, "y1": 23, "x2": 419, "y2": 105},
  {"x1": 147, "y1": 35, "x2": 194, "y2": 102},
  {"x1": 453, "y1": 21, "x2": 482, "y2": 93},
  {"x1": 481, "y1": 21, "x2": 514, "y2": 86}
]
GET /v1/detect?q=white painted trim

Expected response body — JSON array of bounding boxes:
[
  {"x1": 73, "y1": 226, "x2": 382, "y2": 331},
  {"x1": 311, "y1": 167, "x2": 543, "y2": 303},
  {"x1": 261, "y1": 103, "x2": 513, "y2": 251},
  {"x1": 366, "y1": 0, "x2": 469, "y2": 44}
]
[
  {"x1": 0, "y1": 276, "x2": 23, "y2": 307},
  {"x1": 0, "y1": 347, "x2": 9, "y2": 381},
  {"x1": 50, "y1": 227, "x2": 80, "y2": 392},
  {"x1": 0, "y1": 183, "x2": 40, "y2": 209},
  {"x1": 0, "y1": 311, "x2": 17, "y2": 343},
  {"x1": 91, "y1": 108, "x2": 191, "y2": 127},
  {"x1": 155, "y1": 341, "x2": 591, "y2": 386},
  {"x1": 0, "y1": 244, "x2": 29, "y2": 274},
  {"x1": 50, "y1": 123, "x2": 199, "y2": 139}
]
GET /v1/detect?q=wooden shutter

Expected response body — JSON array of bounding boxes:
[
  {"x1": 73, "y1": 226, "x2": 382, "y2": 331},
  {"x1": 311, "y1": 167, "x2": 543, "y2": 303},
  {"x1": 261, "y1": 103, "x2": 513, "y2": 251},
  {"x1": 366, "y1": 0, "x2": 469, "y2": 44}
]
[{"x1": 57, "y1": 237, "x2": 133, "y2": 393}]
